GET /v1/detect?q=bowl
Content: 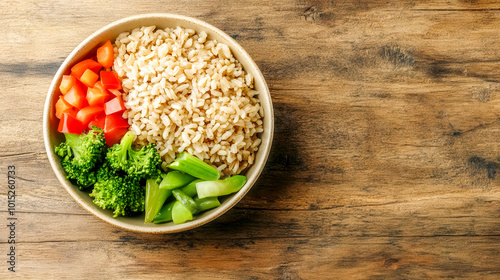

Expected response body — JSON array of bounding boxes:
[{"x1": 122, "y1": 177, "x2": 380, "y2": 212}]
[{"x1": 43, "y1": 14, "x2": 274, "y2": 233}]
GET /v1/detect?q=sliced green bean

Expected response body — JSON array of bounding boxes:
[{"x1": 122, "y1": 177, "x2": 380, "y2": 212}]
[
  {"x1": 159, "y1": 171, "x2": 196, "y2": 190},
  {"x1": 172, "y1": 189, "x2": 197, "y2": 214},
  {"x1": 172, "y1": 200, "x2": 193, "y2": 224},
  {"x1": 180, "y1": 179, "x2": 202, "y2": 197},
  {"x1": 167, "y1": 152, "x2": 220, "y2": 180},
  {"x1": 196, "y1": 175, "x2": 247, "y2": 199},
  {"x1": 145, "y1": 178, "x2": 172, "y2": 223},
  {"x1": 194, "y1": 196, "x2": 221, "y2": 212},
  {"x1": 153, "y1": 201, "x2": 176, "y2": 224}
]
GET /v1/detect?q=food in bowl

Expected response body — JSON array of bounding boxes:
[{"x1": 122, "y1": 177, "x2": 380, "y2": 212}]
[
  {"x1": 51, "y1": 24, "x2": 264, "y2": 225},
  {"x1": 114, "y1": 26, "x2": 264, "y2": 176}
]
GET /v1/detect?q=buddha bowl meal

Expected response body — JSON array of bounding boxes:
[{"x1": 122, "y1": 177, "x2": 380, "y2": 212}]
[{"x1": 43, "y1": 14, "x2": 273, "y2": 233}]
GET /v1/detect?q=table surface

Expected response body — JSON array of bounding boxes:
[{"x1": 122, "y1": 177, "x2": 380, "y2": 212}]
[{"x1": 2, "y1": 1, "x2": 500, "y2": 279}]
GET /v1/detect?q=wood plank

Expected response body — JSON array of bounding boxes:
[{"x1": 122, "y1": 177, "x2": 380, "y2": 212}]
[
  {"x1": 3, "y1": 236, "x2": 500, "y2": 279},
  {"x1": 2, "y1": 187, "x2": 500, "y2": 242}
]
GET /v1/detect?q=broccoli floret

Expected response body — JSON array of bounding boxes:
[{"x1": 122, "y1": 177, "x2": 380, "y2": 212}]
[
  {"x1": 54, "y1": 128, "x2": 106, "y2": 190},
  {"x1": 106, "y1": 131, "x2": 161, "y2": 180},
  {"x1": 90, "y1": 163, "x2": 145, "y2": 218}
]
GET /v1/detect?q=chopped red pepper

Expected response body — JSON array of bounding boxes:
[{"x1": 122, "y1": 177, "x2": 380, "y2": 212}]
[
  {"x1": 71, "y1": 59, "x2": 103, "y2": 80},
  {"x1": 58, "y1": 113, "x2": 84, "y2": 135},
  {"x1": 104, "y1": 96, "x2": 126, "y2": 115},
  {"x1": 97, "y1": 40, "x2": 114, "y2": 68},
  {"x1": 100, "y1": 71, "x2": 122, "y2": 90},
  {"x1": 76, "y1": 106, "x2": 104, "y2": 128}
]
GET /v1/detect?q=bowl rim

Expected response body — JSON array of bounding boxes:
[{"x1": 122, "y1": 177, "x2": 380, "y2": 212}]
[{"x1": 43, "y1": 13, "x2": 274, "y2": 233}]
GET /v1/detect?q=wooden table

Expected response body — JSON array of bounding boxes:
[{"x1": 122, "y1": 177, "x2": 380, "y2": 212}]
[{"x1": 2, "y1": 1, "x2": 500, "y2": 279}]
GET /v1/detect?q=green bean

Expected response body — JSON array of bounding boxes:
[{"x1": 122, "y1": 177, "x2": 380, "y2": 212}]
[
  {"x1": 153, "y1": 201, "x2": 175, "y2": 224},
  {"x1": 172, "y1": 189, "x2": 197, "y2": 214},
  {"x1": 180, "y1": 179, "x2": 202, "y2": 197},
  {"x1": 195, "y1": 196, "x2": 221, "y2": 212},
  {"x1": 159, "y1": 171, "x2": 195, "y2": 190},
  {"x1": 172, "y1": 201, "x2": 193, "y2": 224},
  {"x1": 167, "y1": 152, "x2": 220, "y2": 180},
  {"x1": 196, "y1": 175, "x2": 247, "y2": 199},
  {"x1": 145, "y1": 178, "x2": 171, "y2": 223}
]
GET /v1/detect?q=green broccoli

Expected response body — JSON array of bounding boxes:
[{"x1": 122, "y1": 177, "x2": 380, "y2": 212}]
[
  {"x1": 105, "y1": 131, "x2": 162, "y2": 180},
  {"x1": 90, "y1": 162, "x2": 145, "y2": 218},
  {"x1": 54, "y1": 128, "x2": 106, "y2": 190}
]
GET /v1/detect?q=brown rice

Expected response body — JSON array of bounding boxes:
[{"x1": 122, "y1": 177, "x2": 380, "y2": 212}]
[{"x1": 112, "y1": 26, "x2": 263, "y2": 176}]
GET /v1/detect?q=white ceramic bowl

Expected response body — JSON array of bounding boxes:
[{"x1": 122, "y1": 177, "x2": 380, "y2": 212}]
[{"x1": 43, "y1": 14, "x2": 273, "y2": 233}]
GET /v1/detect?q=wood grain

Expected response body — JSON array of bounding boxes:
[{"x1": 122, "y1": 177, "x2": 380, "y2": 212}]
[{"x1": 1, "y1": 0, "x2": 500, "y2": 279}]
